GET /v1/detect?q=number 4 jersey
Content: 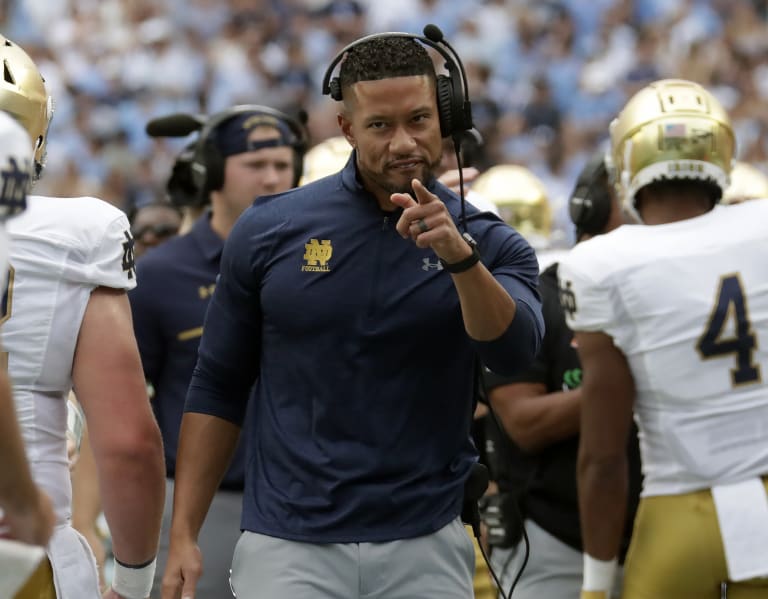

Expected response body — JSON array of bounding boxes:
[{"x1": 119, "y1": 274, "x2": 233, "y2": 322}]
[
  {"x1": 2, "y1": 194, "x2": 136, "y2": 524},
  {"x1": 558, "y1": 199, "x2": 768, "y2": 497}
]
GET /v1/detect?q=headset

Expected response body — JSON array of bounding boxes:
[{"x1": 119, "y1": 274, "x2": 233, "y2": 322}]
[
  {"x1": 568, "y1": 150, "x2": 614, "y2": 238},
  {"x1": 190, "y1": 104, "x2": 309, "y2": 197},
  {"x1": 321, "y1": 24, "x2": 473, "y2": 140},
  {"x1": 165, "y1": 141, "x2": 200, "y2": 207}
]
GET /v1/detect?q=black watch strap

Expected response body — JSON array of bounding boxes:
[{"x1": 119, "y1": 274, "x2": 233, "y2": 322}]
[{"x1": 440, "y1": 233, "x2": 481, "y2": 273}]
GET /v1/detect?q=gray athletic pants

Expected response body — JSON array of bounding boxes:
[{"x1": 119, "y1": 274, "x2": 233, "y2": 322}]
[
  {"x1": 151, "y1": 478, "x2": 243, "y2": 599},
  {"x1": 229, "y1": 517, "x2": 475, "y2": 598},
  {"x1": 490, "y1": 518, "x2": 623, "y2": 599}
]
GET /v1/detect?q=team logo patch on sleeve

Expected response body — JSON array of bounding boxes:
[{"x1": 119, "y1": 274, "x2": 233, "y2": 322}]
[{"x1": 122, "y1": 230, "x2": 136, "y2": 279}]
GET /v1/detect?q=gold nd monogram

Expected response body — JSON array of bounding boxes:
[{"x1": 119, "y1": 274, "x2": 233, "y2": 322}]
[{"x1": 302, "y1": 239, "x2": 333, "y2": 272}]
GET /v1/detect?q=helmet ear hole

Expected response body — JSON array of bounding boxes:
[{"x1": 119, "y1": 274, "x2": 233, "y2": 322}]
[{"x1": 3, "y1": 61, "x2": 14, "y2": 84}]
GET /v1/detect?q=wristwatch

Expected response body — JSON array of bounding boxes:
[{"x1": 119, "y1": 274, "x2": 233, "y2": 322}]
[{"x1": 440, "y1": 232, "x2": 481, "y2": 273}]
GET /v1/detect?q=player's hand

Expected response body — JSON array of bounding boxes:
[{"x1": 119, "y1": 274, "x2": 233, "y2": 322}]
[
  {"x1": 1, "y1": 488, "x2": 55, "y2": 546},
  {"x1": 161, "y1": 537, "x2": 203, "y2": 599},
  {"x1": 437, "y1": 167, "x2": 479, "y2": 195},
  {"x1": 391, "y1": 178, "x2": 473, "y2": 264}
]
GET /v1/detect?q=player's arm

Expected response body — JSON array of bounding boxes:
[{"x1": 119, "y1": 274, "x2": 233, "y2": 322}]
[
  {"x1": 0, "y1": 366, "x2": 55, "y2": 546},
  {"x1": 391, "y1": 179, "x2": 543, "y2": 372},
  {"x1": 162, "y1": 335, "x2": 254, "y2": 599},
  {"x1": 488, "y1": 284, "x2": 580, "y2": 453},
  {"x1": 490, "y1": 382, "x2": 581, "y2": 453},
  {"x1": 574, "y1": 330, "x2": 635, "y2": 596},
  {"x1": 72, "y1": 286, "x2": 165, "y2": 597},
  {"x1": 161, "y1": 412, "x2": 241, "y2": 598}
]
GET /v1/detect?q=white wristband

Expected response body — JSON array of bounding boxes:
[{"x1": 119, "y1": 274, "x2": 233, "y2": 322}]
[
  {"x1": 112, "y1": 557, "x2": 156, "y2": 599},
  {"x1": 582, "y1": 553, "x2": 617, "y2": 593}
]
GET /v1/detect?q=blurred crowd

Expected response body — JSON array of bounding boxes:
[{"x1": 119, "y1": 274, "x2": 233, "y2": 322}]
[{"x1": 3, "y1": 0, "x2": 768, "y2": 241}]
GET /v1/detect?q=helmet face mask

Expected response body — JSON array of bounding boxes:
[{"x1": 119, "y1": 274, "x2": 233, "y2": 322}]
[
  {"x1": 471, "y1": 164, "x2": 552, "y2": 249},
  {"x1": 0, "y1": 36, "x2": 52, "y2": 178},
  {"x1": 610, "y1": 79, "x2": 735, "y2": 220}
]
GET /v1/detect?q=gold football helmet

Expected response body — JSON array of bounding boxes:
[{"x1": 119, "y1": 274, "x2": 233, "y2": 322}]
[
  {"x1": 722, "y1": 160, "x2": 768, "y2": 204},
  {"x1": 471, "y1": 164, "x2": 552, "y2": 248},
  {"x1": 300, "y1": 136, "x2": 352, "y2": 185},
  {"x1": 609, "y1": 79, "x2": 734, "y2": 217},
  {"x1": 0, "y1": 35, "x2": 52, "y2": 176}
]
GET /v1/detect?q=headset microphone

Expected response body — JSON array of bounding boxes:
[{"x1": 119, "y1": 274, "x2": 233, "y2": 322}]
[
  {"x1": 145, "y1": 113, "x2": 206, "y2": 138},
  {"x1": 422, "y1": 23, "x2": 443, "y2": 42}
]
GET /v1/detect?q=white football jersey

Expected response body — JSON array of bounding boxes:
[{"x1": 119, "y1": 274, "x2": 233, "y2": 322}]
[
  {"x1": 2, "y1": 194, "x2": 136, "y2": 524},
  {"x1": 559, "y1": 200, "x2": 768, "y2": 497}
]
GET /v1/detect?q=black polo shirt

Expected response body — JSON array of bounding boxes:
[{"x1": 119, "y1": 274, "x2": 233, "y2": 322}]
[
  {"x1": 485, "y1": 263, "x2": 642, "y2": 556},
  {"x1": 129, "y1": 212, "x2": 246, "y2": 488}
]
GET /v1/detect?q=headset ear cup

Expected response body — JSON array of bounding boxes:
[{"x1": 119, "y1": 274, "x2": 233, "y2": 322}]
[
  {"x1": 329, "y1": 78, "x2": 342, "y2": 101},
  {"x1": 190, "y1": 148, "x2": 206, "y2": 197},
  {"x1": 570, "y1": 189, "x2": 612, "y2": 236},
  {"x1": 449, "y1": 69, "x2": 468, "y2": 134},
  {"x1": 203, "y1": 143, "x2": 225, "y2": 194},
  {"x1": 568, "y1": 192, "x2": 587, "y2": 226},
  {"x1": 436, "y1": 75, "x2": 454, "y2": 138},
  {"x1": 587, "y1": 191, "x2": 612, "y2": 233}
]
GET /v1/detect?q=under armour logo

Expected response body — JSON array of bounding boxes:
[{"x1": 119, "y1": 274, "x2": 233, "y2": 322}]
[{"x1": 422, "y1": 257, "x2": 443, "y2": 271}]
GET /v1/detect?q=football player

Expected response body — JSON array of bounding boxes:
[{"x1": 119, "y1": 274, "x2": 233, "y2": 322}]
[
  {"x1": 0, "y1": 108, "x2": 57, "y2": 599},
  {"x1": 0, "y1": 36, "x2": 165, "y2": 599},
  {"x1": 478, "y1": 155, "x2": 642, "y2": 599},
  {"x1": 559, "y1": 79, "x2": 768, "y2": 598},
  {"x1": 132, "y1": 104, "x2": 309, "y2": 598}
]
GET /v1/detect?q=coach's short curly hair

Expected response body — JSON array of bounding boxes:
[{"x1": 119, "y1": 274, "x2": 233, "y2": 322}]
[{"x1": 338, "y1": 36, "x2": 436, "y2": 97}]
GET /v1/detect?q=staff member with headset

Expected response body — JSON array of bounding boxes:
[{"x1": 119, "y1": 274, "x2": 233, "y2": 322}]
[
  {"x1": 161, "y1": 26, "x2": 543, "y2": 599},
  {"x1": 129, "y1": 104, "x2": 308, "y2": 598},
  {"x1": 484, "y1": 152, "x2": 642, "y2": 598}
]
